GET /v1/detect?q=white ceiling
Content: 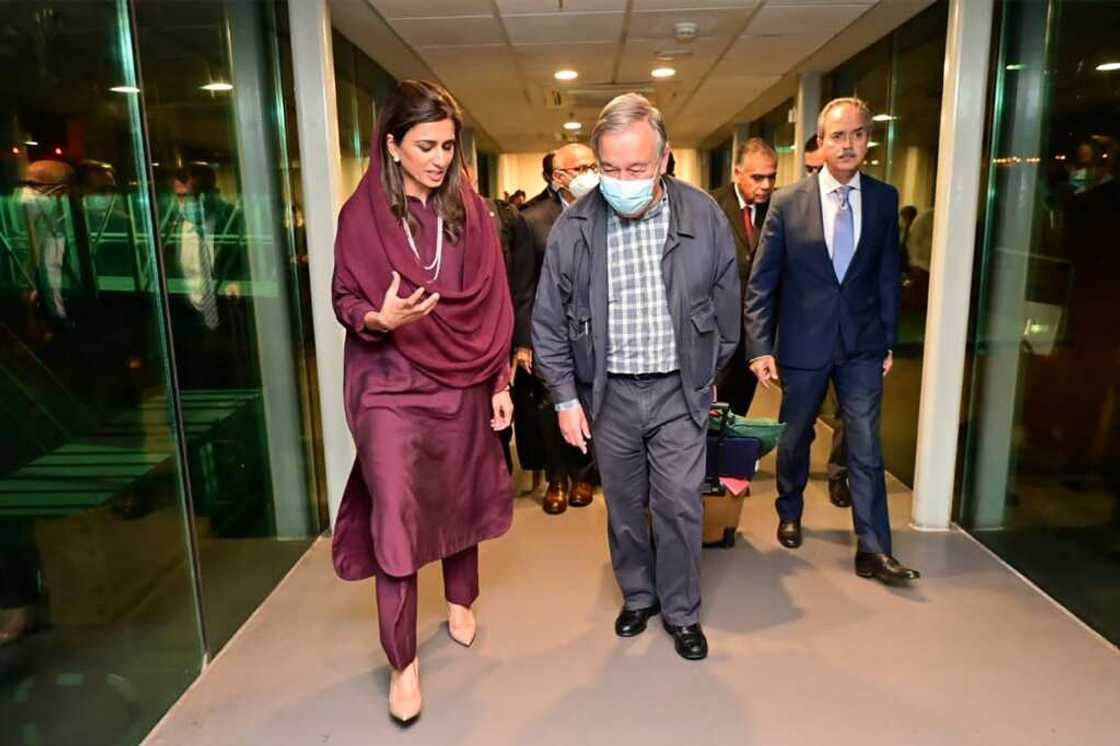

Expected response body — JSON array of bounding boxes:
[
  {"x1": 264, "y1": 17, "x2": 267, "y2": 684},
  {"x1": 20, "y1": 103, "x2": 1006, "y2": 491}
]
[{"x1": 330, "y1": 0, "x2": 932, "y2": 152}]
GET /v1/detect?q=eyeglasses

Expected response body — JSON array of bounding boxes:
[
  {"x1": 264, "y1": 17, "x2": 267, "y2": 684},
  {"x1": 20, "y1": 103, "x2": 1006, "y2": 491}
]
[{"x1": 556, "y1": 163, "x2": 599, "y2": 176}]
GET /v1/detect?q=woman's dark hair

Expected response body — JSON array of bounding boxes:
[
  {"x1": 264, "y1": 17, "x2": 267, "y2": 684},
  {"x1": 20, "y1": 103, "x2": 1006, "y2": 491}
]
[{"x1": 378, "y1": 80, "x2": 466, "y2": 243}]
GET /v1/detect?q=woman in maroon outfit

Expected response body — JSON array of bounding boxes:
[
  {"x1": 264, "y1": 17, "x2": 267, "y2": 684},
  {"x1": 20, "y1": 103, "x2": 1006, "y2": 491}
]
[{"x1": 330, "y1": 80, "x2": 514, "y2": 724}]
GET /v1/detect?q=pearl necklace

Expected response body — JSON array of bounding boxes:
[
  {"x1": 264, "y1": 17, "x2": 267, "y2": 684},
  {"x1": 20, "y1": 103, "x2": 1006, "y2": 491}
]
[{"x1": 401, "y1": 214, "x2": 443, "y2": 282}]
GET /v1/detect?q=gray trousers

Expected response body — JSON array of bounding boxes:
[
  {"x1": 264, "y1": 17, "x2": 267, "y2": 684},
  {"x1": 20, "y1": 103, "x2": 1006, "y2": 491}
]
[{"x1": 591, "y1": 372, "x2": 705, "y2": 626}]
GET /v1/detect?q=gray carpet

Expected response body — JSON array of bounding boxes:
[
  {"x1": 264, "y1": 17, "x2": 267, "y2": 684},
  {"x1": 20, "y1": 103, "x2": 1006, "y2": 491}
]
[{"x1": 144, "y1": 388, "x2": 1120, "y2": 745}]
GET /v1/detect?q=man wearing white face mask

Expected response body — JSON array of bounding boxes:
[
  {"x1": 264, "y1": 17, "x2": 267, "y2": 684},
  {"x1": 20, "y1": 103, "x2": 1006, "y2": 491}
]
[
  {"x1": 511, "y1": 143, "x2": 600, "y2": 514},
  {"x1": 532, "y1": 95, "x2": 740, "y2": 660}
]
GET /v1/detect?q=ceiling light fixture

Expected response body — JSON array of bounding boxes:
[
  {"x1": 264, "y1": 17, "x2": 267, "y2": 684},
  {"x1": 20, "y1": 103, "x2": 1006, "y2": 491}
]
[
  {"x1": 110, "y1": 85, "x2": 140, "y2": 94},
  {"x1": 1097, "y1": 61, "x2": 1120, "y2": 72},
  {"x1": 868, "y1": 141, "x2": 880, "y2": 148},
  {"x1": 651, "y1": 67, "x2": 676, "y2": 79},
  {"x1": 872, "y1": 114, "x2": 896, "y2": 122},
  {"x1": 1006, "y1": 64, "x2": 1025, "y2": 71},
  {"x1": 201, "y1": 82, "x2": 233, "y2": 92},
  {"x1": 23, "y1": 139, "x2": 38, "y2": 146},
  {"x1": 563, "y1": 120, "x2": 582, "y2": 131},
  {"x1": 554, "y1": 69, "x2": 578, "y2": 81}
]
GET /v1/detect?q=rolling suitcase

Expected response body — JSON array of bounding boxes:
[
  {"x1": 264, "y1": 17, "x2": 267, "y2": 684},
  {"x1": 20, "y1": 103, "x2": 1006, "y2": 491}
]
[{"x1": 701, "y1": 404, "x2": 763, "y2": 548}]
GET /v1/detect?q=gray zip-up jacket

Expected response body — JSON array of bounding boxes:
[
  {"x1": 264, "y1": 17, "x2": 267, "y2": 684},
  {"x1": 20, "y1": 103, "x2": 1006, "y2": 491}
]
[{"x1": 531, "y1": 176, "x2": 741, "y2": 427}]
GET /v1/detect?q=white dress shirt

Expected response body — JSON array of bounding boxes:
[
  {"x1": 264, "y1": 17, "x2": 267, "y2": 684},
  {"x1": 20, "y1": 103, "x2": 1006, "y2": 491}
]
[
  {"x1": 733, "y1": 182, "x2": 759, "y2": 229},
  {"x1": 179, "y1": 215, "x2": 216, "y2": 311},
  {"x1": 818, "y1": 167, "x2": 862, "y2": 258}
]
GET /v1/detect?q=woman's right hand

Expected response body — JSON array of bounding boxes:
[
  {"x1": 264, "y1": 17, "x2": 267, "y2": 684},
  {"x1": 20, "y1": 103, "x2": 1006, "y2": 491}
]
[{"x1": 365, "y1": 271, "x2": 440, "y2": 332}]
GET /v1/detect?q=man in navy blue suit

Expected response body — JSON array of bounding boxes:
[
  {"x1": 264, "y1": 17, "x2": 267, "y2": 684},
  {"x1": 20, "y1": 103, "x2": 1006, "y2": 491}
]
[{"x1": 744, "y1": 97, "x2": 919, "y2": 584}]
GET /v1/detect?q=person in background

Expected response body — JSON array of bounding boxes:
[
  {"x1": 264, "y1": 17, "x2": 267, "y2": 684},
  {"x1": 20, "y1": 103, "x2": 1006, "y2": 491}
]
[
  {"x1": 803, "y1": 135, "x2": 825, "y2": 175},
  {"x1": 509, "y1": 189, "x2": 527, "y2": 209},
  {"x1": 20, "y1": 160, "x2": 75, "y2": 324},
  {"x1": 533, "y1": 94, "x2": 740, "y2": 660},
  {"x1": 164, "y1": 163, "x2": 245, "y2": 389},
  {"x1": 511, "y1": 142, "x2": 600, "y2": 514},
  {"x1": 745, "y1": 97, "x2": 920, "y2": 584},
  {"x1": 709, "y1": 137, "x2": 777, "y2": 416},
  {"x1": 330, "y1": 80, "x2": 514, "y2": 724},
  {"x1": 523, "y1": 152, "x2": 556, "y2": 209}
]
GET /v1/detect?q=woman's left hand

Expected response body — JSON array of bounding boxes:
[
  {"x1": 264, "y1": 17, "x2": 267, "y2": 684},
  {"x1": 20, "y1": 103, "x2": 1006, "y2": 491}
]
[{"x1": 490, "y1": 390, "x2": 513, "y2": 431}]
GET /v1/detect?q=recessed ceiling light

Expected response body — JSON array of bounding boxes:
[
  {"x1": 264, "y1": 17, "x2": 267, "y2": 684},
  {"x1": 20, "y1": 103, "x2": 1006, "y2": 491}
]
[
  {"x1": 868, "y1": 141, "x2": 880, "y2": 148},
  {"x1": 872, "y1": 114, "x2": 896, "y2": 122},
  {"x1": 201, "y1": 82, "x2": 233, "y2": 92},
  {"x1": 23, "y1": 140, "x2": 38, "y2": 146},
  {"x1": 1006, "y1": 64, "x2": 1025, "y2": 71},
  {"x1": 651, "y1": 67, "x2": 676, "y2": 79},
  {"x1": 563, "y1": 120, "x2": 582, "y2": 131},
  {"x1": 554, "y1": 69, "x2": 578, "y2": 81},
  {"x1": 1097, "y1": 61, "x2": 1120, "y2": 72},
  {"x1": 110, "y1": 85, "x2": 140, "y2": 94}
]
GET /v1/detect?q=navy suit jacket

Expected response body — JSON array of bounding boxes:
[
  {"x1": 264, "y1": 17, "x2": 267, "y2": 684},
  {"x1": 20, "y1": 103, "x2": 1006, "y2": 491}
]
[{"x1": 743, "y1": 171, "x2": 900, "y2": 369}]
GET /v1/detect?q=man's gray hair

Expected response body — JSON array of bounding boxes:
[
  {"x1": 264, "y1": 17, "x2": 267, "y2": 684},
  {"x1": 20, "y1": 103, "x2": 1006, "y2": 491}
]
[
  {"x1": 816, "y1": 97, "x2": 872, "y2": 138},
  {"x1": 734, "y1": 137, "x2": 777, "y2": 166},
  {"x1": 590, "y1": 93, "x2": 669, "y2": 158}
]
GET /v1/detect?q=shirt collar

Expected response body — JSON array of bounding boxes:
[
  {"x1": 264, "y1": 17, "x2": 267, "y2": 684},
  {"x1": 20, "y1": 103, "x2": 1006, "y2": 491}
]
[
  {"x1": 733, "y1": 182, "x2": 748, "y2": 210},
  {"x1": 819, "y1": 166, "x2": 862, "y2": 195}
]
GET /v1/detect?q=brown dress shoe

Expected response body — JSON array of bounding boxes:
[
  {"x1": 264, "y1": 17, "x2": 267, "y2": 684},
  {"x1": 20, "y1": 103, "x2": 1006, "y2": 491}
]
[
  {"x1": 543, "y1": 481, "x2": 567, "y2": 514},
  {"x1": 569, "y1": 481, "x2": 594, "y2": 507}
]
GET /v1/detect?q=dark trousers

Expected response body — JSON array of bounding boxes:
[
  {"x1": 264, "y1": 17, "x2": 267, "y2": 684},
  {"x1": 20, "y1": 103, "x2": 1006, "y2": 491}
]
[
  {"x1": 539, "y1": 399, "x2": 596, "y2": 487},
  {"x1": 818, "y1": 382, "x2": 849, "y2": 484},
  {"x1": 777, "y1": 353, "x2": 892, "y2": 555},
  {"x1": 511, "y1": 368, "x2": 548, "y2": 472},
  {"x1": 0, "y1": 520, "x2": 40, "y2": 609},
  {"x1": 717, "y1": 334, "x2": 758, "y2": 416},
  {"x1": 592, "y1": 373, "x2": 705, "y2": 626},
  {"x1": 374, "y1": 545, "x2": 479, "y2": 670}
]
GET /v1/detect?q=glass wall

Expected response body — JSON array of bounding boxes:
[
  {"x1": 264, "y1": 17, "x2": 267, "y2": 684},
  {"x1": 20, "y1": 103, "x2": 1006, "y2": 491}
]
[
  {"x1": 828, "y1": 2, "x2": 948, "y2": 486},
  {"x1": 333, "y1": 30, "x2": 396, "y2": 195},
  {"x1": 0, "y1": 1, "x2": 320, "y2": 743},
  {"x1": 960, "y1": 0, "x2": 1120, "y2": 645}
]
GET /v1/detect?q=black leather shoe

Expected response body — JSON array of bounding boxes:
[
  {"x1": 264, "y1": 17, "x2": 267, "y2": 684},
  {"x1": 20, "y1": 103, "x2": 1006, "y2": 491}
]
[
  {"x1": 615, "y1": 603, "x2": 660, "y2": 637},
  {"x1": 855, "y1": 552, "x2": 921, "y2": 584},
  {"x1": 828, "y1": 478, "x2": 852, "y2": 508},
  {"x1": 662, "y1": 620, "x2": 708, "y2": 660},
  {"x1": 777, "y1": 519, "x2": 802, "y2": 548}
]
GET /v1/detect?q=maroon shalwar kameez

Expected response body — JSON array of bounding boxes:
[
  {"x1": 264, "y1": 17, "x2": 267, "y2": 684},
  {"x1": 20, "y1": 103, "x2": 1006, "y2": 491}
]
[{"x1": 331, "y1": 154, "x2": 514, "y2": 671}]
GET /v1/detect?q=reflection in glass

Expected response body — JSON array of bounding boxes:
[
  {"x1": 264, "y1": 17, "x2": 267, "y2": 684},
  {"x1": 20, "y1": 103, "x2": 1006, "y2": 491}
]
[
  {"x1": 134, "y1": 0, "x2": 320, "y2": 653},
  {"x1": 0, "y1": 2, "x2": 202, "y2": 743},
  {"x1": 961, "y1": 0, "x2": 1120, "y2": 645}
]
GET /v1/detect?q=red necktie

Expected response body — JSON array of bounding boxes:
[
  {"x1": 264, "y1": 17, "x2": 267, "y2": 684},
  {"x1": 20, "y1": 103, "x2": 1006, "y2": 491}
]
[{"x1": 742, "y1": 206, "x2": 755, "y2": 243}]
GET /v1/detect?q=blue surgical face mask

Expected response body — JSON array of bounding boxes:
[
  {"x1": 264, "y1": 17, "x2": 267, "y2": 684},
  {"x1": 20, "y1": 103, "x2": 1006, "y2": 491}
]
[{"x1": 599, "y1": 173, "x2": 657, "y2": 217}]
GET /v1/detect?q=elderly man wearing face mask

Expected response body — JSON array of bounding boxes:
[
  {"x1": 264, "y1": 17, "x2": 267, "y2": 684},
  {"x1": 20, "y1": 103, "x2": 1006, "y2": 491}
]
[
  {"x1": 511, "y1": 142, "x2": 601, "y2": 514},
  {"x1": 532, "y1": 95, "x2": 740, "y2": 660}
]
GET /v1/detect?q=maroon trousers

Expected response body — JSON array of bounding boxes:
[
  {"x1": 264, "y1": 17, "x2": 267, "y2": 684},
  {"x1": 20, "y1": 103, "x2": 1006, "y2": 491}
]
[{"x1": 375, "y1": 545, "x2": 479, "y2": 670}]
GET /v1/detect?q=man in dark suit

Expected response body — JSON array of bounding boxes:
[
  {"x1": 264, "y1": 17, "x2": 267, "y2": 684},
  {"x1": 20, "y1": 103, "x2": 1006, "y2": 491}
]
[
  {"x1": 744, "y1": 97, "x2": 919, "y2": 584},
  {"x1": 164, "y1": 164, "x2": 247, "y2": 389},
  {"x1": 511, "y1": 143, "x2": 600, "y2": 514},
  {"x1": 522, "y1": 152, "x2": 556, "y2": 209},
  {"x1": 710, "y1": 137, "x2": 776, "y2": 415}
]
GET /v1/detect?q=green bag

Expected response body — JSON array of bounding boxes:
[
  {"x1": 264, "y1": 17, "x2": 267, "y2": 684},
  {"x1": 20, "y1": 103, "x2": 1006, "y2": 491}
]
[{"x1": 708, "y1": 405, "x2": 786, "y2": 456}]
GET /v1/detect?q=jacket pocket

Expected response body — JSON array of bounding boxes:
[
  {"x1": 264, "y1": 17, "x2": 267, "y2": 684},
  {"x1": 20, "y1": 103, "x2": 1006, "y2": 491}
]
[
  {"x1": 689, "y1": 304, "x2": 718, "y2": 389},
  {"x1": 567, "y1": 311, "x2": 595, "y2": 383}
]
